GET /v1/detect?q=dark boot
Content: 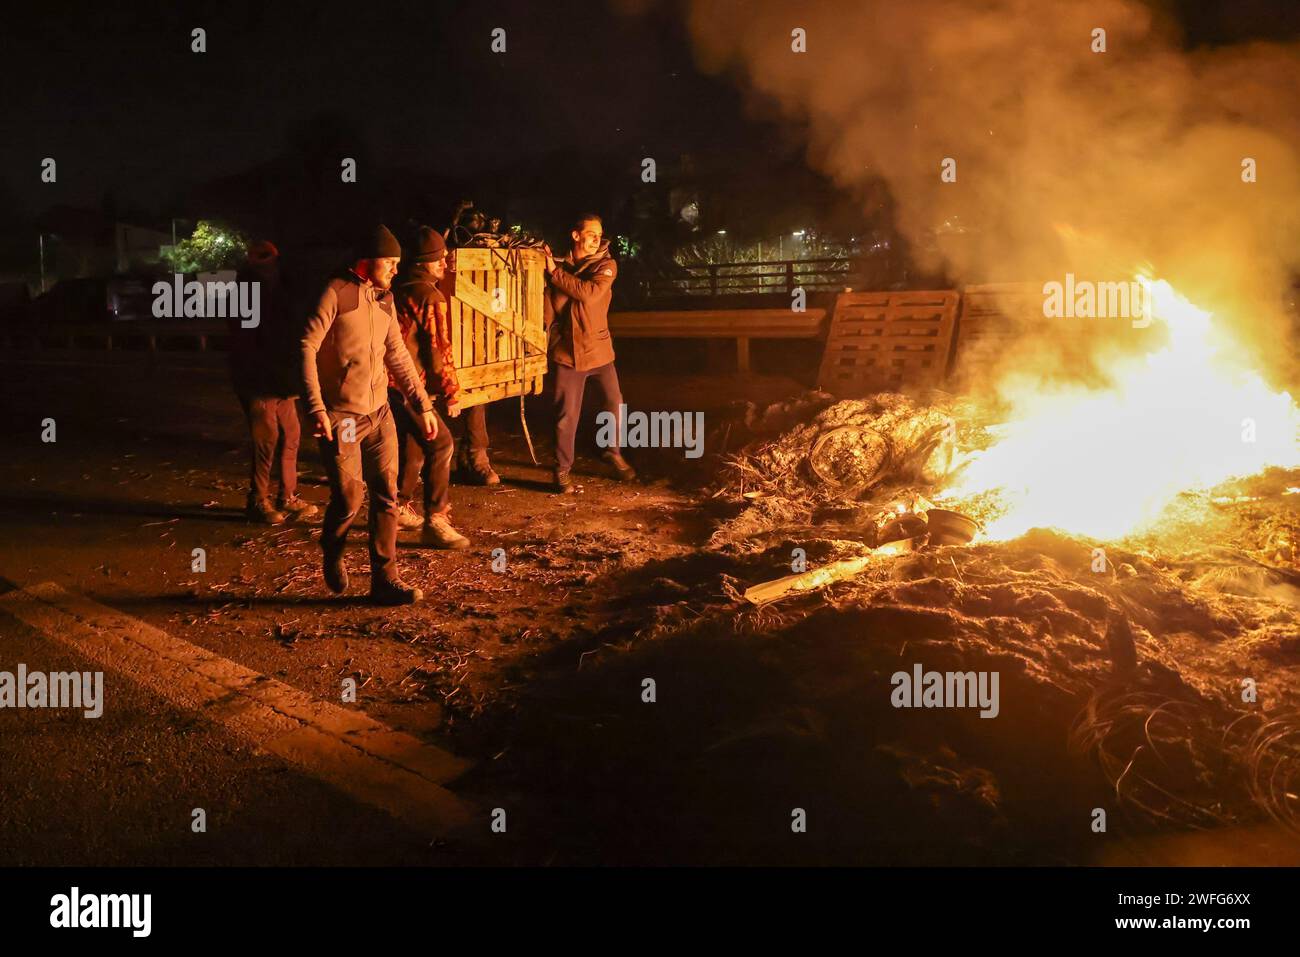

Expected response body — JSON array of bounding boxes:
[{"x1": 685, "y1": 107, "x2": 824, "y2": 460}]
[
  {"x1": 466, "y1": 450, "x2": 500, "y2": 486},
  {"x1": 247, "y1": 496, "x2": 286, "y2": 525},
  {"x1": 553, "y1": 468, "x2": 574, "y2": 494},
  {"x1": 323, "y1": 549, "x2": 349, "y2": 594},
  {"x1": 602, "y1": 450, "x2": 637, "y2": 482},
  {"x1": 370, "y1": 578, "x2": 423, "y2": 606}
]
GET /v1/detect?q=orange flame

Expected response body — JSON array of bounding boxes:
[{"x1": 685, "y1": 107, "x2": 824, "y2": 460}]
[{"x1": 943, "y1": 279, "x2": 1300, "y2": 540}]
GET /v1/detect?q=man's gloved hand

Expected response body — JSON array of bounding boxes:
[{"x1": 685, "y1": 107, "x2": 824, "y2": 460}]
[{"x1": 312, "y1": 411, "x2": 333, "y2": 441}]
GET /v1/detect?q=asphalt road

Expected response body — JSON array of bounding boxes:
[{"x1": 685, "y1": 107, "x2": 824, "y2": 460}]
[{"x1": 0, "y1": 347, "x2": 797, "y2": 865}]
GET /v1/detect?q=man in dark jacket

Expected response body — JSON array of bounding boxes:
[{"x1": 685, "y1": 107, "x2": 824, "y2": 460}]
[
  {"x1": 300, "y1": 225, "x2": 439, "y2": 606},
  {"x1": 543, "y1": 212, "x2": 636, "y2": 493},
  {"x1": 230, "y1": 241, "x2": 317, "y2": 524},
  {"x1": 389, "y1": 226, "x2": 470, "y2": 549}
]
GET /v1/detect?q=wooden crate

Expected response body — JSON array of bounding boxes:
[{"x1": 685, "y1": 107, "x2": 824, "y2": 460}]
[
  {"x1": 440, "y1": 247, "x2": 548, "y2": 408},
  {"x1": 816, "y1": 290, "x2": 959, "y2": 396}
]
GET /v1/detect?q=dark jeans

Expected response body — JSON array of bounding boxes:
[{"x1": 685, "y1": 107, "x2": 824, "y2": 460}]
[
  {"x1": 461, "y1": 403, "x2": 489, "y2": 457},
  {"x1": 453, "y1": 402, "x2": 492, "y2": 472},
  {"x1": 238, "y1": 394, "x2": 300, "y2": 503},
  {"x1": 552, "y1": 361, "x2": 623, "y2": 472},
  {"x1": 389, "y1": 388, "x2": 453, "y2": 514},
  {"x1": 318, "y1": 404, "x2": 402, "y2": 586}
]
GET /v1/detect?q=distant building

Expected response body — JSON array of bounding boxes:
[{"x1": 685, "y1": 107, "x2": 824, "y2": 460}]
[{"x1": 37, "y1": 206, "x2": 170, "y2": 281}]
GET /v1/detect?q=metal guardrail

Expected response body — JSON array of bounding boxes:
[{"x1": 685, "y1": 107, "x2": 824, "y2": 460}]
[
  {"x1": 0, "y1": 320, "x2": 229, "y2": 353},
  {"x1": 610, "y1": 308, "x2": 827, "y2": 372},
  {"x1": 1, "y1": 309, "x2": 830, "y2": 375}
]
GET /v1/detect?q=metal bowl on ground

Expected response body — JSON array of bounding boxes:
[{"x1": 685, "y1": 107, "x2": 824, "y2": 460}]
[
  {"x1": 877, "y1": 513, "x2": 928, "y2": 545},
  {"x1": 925, "y1": 508, "x2": 979, "y2": 546},
  {"x1": 874, "y1": 536, "x2": 918, "y2": 556}
]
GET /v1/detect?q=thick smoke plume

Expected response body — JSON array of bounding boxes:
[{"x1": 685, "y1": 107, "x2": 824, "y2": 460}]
[{"x1": 685, "y1": 0, "x2": 1300, "y2": 387}]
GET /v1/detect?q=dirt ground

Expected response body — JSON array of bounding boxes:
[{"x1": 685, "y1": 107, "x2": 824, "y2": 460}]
[{"x1": 2, "y1": 346, "x2": 1298, "y2": 865}]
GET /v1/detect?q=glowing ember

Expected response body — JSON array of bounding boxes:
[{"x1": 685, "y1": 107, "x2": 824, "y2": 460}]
[{"x1": 942, "y1": 279, "x2": 1300, "y2": 541}]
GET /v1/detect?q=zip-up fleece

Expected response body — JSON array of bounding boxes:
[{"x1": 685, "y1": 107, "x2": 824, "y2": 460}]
[
  {"x1": 545, "y1": 247, "x2": 618, "y2": 371},
  {"x1": 301, "y1": 270, "x2": 433, "y2": 417}
]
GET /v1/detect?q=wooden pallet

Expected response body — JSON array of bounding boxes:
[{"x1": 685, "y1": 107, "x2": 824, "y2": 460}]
[
  {"x1": 953, "y1": 281, "x2": 1121, "y2": 388},
  {"x1": 441, "y1": 247, "x2": 548, "y2": 408},
  {"x1": 949, "y1": 282, "x2": 1042, "y2": 384},
  {"x1": 816, "y1": 290, "x2": 959, "y2": 396}
]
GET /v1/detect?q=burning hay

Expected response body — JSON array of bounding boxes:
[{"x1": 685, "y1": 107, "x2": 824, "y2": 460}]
[
  {"x1": 697, "y1": 316, "x2": 1300, "y2": 846},
  {"x1": 710, "y1": 392, "x2": 991, "y2": 552},
  {"x1": 714, "y1": 279, "x2": 1300, "y2": 572}
]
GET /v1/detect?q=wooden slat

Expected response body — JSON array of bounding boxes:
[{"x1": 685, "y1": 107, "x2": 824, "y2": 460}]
[
  {"x1": 455, "y1": 355, "x2": 548, "y2": 390},
  {"x1": 816, "y1": 290, "x2": 958, "y2": 396},
  {"x1": 528, "y1": 264, "x2": 544, "y2": 350},
  {"x1": 449, "y1": 247, "x2": 546, "y2": 273},
  {"x1": 451, "y1": 296, "x2": 464, "y2": 369},
  {"x1": 473, "y1": 303, "x2": 483, "y2": 366},
  {"x1": 457, "y1": 374, "x2": 546, "y2": 408},
  {"x1": 479, "y1": 270, "x2": 491, "y2": 362}
]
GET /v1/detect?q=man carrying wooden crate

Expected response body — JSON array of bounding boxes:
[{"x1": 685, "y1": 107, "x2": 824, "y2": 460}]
[
  {"x1": 389, "y1": 227, "x2": 471, "y2": 549},
  {"x1": 300, "y1": 225, "x2": 441, "y2": 606},
  {"x1": 543, "y1": 212, "x2": 637, "y2": 493}
]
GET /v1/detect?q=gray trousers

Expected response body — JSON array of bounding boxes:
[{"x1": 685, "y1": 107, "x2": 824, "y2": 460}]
[{"x1": 318, "y1": 404, "x2": 401, "y2": 586}]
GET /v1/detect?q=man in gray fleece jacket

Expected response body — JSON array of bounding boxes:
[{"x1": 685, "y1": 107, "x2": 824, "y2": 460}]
[{"x1": 301, "y1": 224, "x2": 440, "y2": 606}]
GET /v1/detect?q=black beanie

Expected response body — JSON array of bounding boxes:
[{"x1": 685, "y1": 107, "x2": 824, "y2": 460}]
[
  {"x1": 357, "y1": 224, "x2": 402, "y2": 260},
  {"x1": 410, "y1": 226, "x2": 449, "y2": 263}
]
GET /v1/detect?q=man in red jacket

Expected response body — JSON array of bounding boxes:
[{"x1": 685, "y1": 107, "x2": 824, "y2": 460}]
[
  {"x1": 543, "y1": 213, "x2": 636, "y2": 494},
  {"x1": 389, "y1": 226, "x2": 470, "y2": 549}
]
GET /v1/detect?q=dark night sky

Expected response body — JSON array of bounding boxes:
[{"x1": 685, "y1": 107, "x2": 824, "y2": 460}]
[
  {"x1": 1, "y1": 0, "x2": 770, "y2": 217},
  {"x1": 2, "y1": 0, "x2": 1297, "y2": 220}
]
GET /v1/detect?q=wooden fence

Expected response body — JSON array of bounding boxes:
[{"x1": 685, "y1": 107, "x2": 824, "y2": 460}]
[{"x1": 626, "y1": 257, "x2": 865, "y2": 300}]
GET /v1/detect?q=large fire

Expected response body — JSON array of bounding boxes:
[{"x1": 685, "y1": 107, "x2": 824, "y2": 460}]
[{"x1": 942, "y1": 279, "x2": 1300, "y2": 541}]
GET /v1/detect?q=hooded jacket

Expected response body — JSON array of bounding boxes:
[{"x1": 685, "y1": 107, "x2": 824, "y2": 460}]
[
  {"x1": 544, "y1": 243, "x2": 618, "y2": 371},
  {"x1": 390, "y1": 264, "x2": 460, "y2": 404},
  {"x1": 229, "y1": 265, "x2": 300, "y2": 398},
  {"x1": 300, "y1": 269, "x2": 432, "y2": 418}
]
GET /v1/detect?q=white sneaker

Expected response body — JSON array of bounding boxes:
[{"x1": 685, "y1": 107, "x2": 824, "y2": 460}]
[
  {"x1": 422, "y1": 515, "x2": 471, "y2": 550},
  {"x1": 395, "y1": 501, "x2": 423, "y2": 529}
]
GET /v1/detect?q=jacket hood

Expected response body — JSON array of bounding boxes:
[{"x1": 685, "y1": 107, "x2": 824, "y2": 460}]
[{"x1": 397, "y1": 262, "x2": 442, "y2": 285}]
